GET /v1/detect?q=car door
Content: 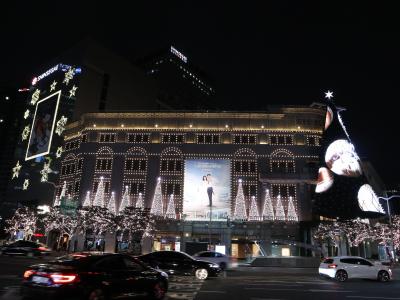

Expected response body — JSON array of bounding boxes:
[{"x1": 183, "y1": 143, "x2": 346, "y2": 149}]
[
  {"x1": 6, "y1": 241, "x2": 24, "y2": 254},
  {"x1": 340, "y1": 258, "x2": 359, "y2": 278},
  {"x1": 122, "y1": 256, "x2": 153, "y2": 293},
  {"x1": 357, "y1": 258, "x2": 376, "y2": 279}
]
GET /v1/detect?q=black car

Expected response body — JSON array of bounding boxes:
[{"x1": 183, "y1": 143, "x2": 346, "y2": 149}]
[
  {"x1": 21, "y1": 253, "x2": 169, "y2": 300},
  {"x1": 138, "y1": 251, "x2": 221, "y2": 280},
  {"x1": 0, "y1": 240, "x2": 51, "y2": 256}
]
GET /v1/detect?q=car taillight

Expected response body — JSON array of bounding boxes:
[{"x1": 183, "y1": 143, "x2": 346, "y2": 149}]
[
  {"x1": 37, "y1": 247, "x2": 47, "y2": 251},
  {"x1": 50, "y1": 274, "x2": 79, "y2": 284},
  {"x1": 328, "y1": 264, "x2": 337, "y2": 269},
  {"x1": 23, "y1": 270, "x2": 35, "y2": 279}
]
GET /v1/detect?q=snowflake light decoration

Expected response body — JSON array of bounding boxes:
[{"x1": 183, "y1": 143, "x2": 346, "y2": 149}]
[
  {"x1": 63, "y1": 67, "x2": 75, "y2": 85},
  {"x1": 55, "y1": 116, "x2": 68, "y2": 136},
  {"x1": 21, "y1": 126, "x2": 30, "y2": 141},
  {"x1": 30, "y1": 89, "x2": 40, "y2": 105},
  {"x1": 68, "y1": 85, "x2": 78, "y2": 98},
  {"x1": 12, "y1": 161, "x2": 22, "y2": 179},
  {"x1": 56, "y1": 146, "x2": 63, "y2": 158},
  {"x1": 24, "y1": 109, "x2": 30, "y2": 119},
  {"x1": 50, "y1": 80, "x2": 57, "y2": 92},
  {"x1": 325, "y1": 90, "x2": 334, "y2": 100},
  {"x1": 23, "y1": 179, "x2": 29, "y2": 190},
  {"x1": 40, "y1": 161, "x2": 52, "y2": 182}
]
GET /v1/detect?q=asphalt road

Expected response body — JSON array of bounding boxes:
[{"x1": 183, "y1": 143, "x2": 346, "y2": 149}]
[{"x1": 1, "y1": 256, "x2": 400, "y2": 300}]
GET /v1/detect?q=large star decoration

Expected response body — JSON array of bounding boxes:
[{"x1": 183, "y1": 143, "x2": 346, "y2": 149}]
[
  {"x1": 325, "y1": 90, "x2": 334, "y2": 100},
  {"x1": 50, "y1": 80, "x2": 57, "y2": 92},
  {"x1": 23, "y1": 179, "x2": 29, "y2": 190},
  {"x1": 24, "y1": 109, "x2": 30, "y2": 119},
  {"x1": 55, "y1": 116, "x2": 68, "y2": 136},
  {"x1": 56, "y1": 146, "x2": 63, "y2": 158},
  {"x1": 30, "y1": 89, "x2": 40, "y2": 105},
  {"x1": 12, "y1": 161, "x2": 22, "y2": 179},
  {"x1": 40, "y1": 162, "x2": 52, "y2": 182},
  {"x1": 69, "y1": 85, "x2": 78, "y2": 98},
  {"x1": 21, "y1": 126, "x2": 30, "y2": 141},
  {"x1": 63, "y1": 67, "x2": 75, "y2": 85}
]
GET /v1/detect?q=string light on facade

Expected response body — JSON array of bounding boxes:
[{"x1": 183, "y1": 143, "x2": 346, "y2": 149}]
[
  {"x1": 40, "y1": 161, "x2": 52, "y2": 182},
  {"x1": 12, "y1": 161, "x2": 22, "y2": 179},
  {"x1": 287, "y1": 196, "x2": 298, "y2": 222},
  {"x1": 68, "y1": 85, "x2": 78, "y2": 98},
  {"x1": 23, "y1": 109, "x2": 30, "y2": 119},
  {"x1": 56, "y1": 146, "x2": 63, "y2": 158},
  {"x1": 55, "y1": 116, "x2": 68, "y2": 136},
  {"x1": 50, "y1": 80, "x2": 57, "y2": 92},
  {"x1": 275, "y1": 194, "x2": 286, "y2": 221},
  {"x1": 63, "y1": 67, "x2": 75, "y2": 85},
  {"x1": 165, "y1": 194, "x2": 176, "y2": 219},
  {"x1": 30, "y1": 89, "x2": 40, "y2": 105},
  {"x1": 233, "y1": 179, "x2": 247, "y2": 221},
  {"x1": 262, "y1": 189, "x2": 275, "y2": 221},
  {"x1": 248, "y1": 195, "x2": 260, "y2": 221},
  {"x1": 151, "y1": 177, "x2": 163, "y2": 216},
  {"x1": 22, "y1": 179, "x2": 29, "y2": 190},
  {"x1": 21, "y1": 125, "x2": 30, "y2": 141}
]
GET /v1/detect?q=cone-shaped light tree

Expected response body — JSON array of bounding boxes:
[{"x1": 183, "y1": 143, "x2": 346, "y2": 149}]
[
  {"x1": 287, "y1": 196, "x2": 298, "y2": 222},
  {"x1": 151, "y1": 177, "x2": 164, "y2": 217},
  {"x1": 93, "y1": 177, "x2": 105, "y2": 207},
  {"x1": 165, "y1": 194, "x2": 176, "y2": 219},
  {"x1": 82, "y1": 191, "x2": 91, "y2": 207},
  {"x1": 136, "y1": 193, "x2": 144, "y2": 209},
  {"x1": 107, "y1": 192, "x2": 117, "y2": 214},
  {"x1": 119, "y1": 185, "x2": 130, "y2": 212},
  {"x1": 261, "y1": 189, "x2": 275, "y2": 221},
  {"x1": 233, "y1": 179, "x2": 247, "y2": 221},
  {"x1": 54, "y1": 181, "x2": 67, "y2": 207},
  {"x1": 275, "y1": 194, "x2": 286, "y2": 221},
  {"x1": 248, "y1": 195, "x2": 260, "y2": 221}
]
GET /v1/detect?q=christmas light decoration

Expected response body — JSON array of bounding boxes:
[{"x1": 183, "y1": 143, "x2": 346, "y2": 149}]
[
  {"x1": 55, "y1": 116, "x2": 68, "y2": 136},
  {"x1": 287, "y1": 196, "x2": 298, "y2": 222},
  {"x1": 93, "y1": 177, "x2": 105, "y2": 207},
  {"x1": 325, "y1": 90, "x2": 334, "y2": 100},
  {"x1": 262, "y1": 189, "x2": 275, "y2": 221},
  {"x1": 136, "y1": 193, "x2": 144, "y2": 209},
  {"x1": 50, "y1": 80, "x2": 57, "y2": 92},
  {"x1": 63, "y1": 67, "x2": 75, "y2": 85},
  {"x1": 233, "y1": 179, "x2": 247, "y2": 221},
  {"x1": 40, "y1": 161, "x2": 52, "y2": 182},
  {"x1": 119, "y1": 185, "x2": 130, "y2": 212},
  {"x1": 275, "y1": 194, "x2": 285, "y2": 221},
  {"x1": 165, "y1": 194, "x2": 176, "y2": 219},
  {"x1": 150, "y1": 177, "x2": 163, "y2": 216},
  {"x1": 68, "y1": 85, "x2": 78, "y2": 98},
  {"x1": 248, "y1": 195, "x2": 260, "y2": 221},
  {"x1": 21, "y1": 125, "x2": 30, "y2": 141},
  {"x1": 54, "y1": 181, "x2": 66, "y2": 207},
  {"x1": 23, "y1": 109, "x2": 30, "y2": 119},
  {"x1": 22, "y1": 179, "x2": 29, "y2": 190},
  {"x1": 107, "y1": 192, "x2": 116, "y2": 214},
  {"x1": 30, "y1": 89, "x2": 40, "y2": 105},
  {"x1": 56, "y1": 146, "x2": 63, "y2": 158},
  {"x1": 12, "y1": 161, "x2": 22, "y2": 179},
  {"x1": 82, "y1": 191, "x2": 91, "y2": 207}
]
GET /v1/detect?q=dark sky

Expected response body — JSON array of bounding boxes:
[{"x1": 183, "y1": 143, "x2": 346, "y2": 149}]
[{"x1": 1, "y1": 2, "x2": 399, "y2": 184}]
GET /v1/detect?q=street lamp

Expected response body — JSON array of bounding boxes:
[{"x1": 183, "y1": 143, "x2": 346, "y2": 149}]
[{"x1": 378, "y1": 195, "x2": 400, "y2": 262}]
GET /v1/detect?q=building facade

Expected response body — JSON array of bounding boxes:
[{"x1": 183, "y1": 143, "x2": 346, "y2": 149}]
[{"x1": 58, "y1": 107, "x2": 325, "y2": 257}]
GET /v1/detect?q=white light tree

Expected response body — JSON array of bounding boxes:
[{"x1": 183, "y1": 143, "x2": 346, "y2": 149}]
[
  {"x1": 150, "y1": 177, "x2": 164, "y2": 217},
  {"x1": 119, "y1": 185, "x2": 130, "y2": 213},
  {"x1": 233, "y1": 179, "x2": 247, "y2": 221},
  {"x1": 82, "y1": 191, "x2": 91, "y2": 207},
  {"x1": 275, "y1": 194, "x2": 286, "y2": 221},
  {"x1": 248, "y1": 196, "x2": 260, "y2": 221},
  {"x1": 93, "y1": 177, "x2": 105, "y2": 207},
  {"x1": 4, "y1": 207, "x2": 38, "y2": 241},
  {"x1": 165, "y1": 194, "x2": 176, "y2": 219},
  {"x1": 261, "y1": 189, "x2": 275, "y2": 221},
  {"x1": 136, "y1": 193, "x2": 144, "y2": 209},
  {"x1": 286, "y1": 196, "x2": 298, "y2": 222},
  {"x1": 107, "y1": 192, "x2": 117, "y2": 214},
  {"x1": 54, "y1": 181, "x2": 67, "y2": 207}
]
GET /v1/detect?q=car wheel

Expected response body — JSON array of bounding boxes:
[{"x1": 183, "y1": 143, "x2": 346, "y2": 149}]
[
  {"x1": 149, "y1": 280, "x2": 167, "y2": 300},
  {"x1": 335, "y1": 270, "x2": 348, "y2": 282},
  {"x1": 219, "y1": 262, "x2": 227, "y2": 270},
  {"x1": 87, "y1": 288, "x2": 106, "y2": 300},
  {"x1": 378, "y1": 270, "x2": 390, "y2": 282},
  {"x1": 195, "y1": 268, "x2": 209, "y2": 280}
]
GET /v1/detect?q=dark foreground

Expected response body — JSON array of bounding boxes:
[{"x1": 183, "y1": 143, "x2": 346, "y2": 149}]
[{"x1": 1, "y1": 256, "x2": 400, "y2": 300}]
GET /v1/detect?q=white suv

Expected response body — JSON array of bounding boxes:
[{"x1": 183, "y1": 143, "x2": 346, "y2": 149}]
[{"x1": 319, "y1": 256, "x2": 392, "y2": 282}]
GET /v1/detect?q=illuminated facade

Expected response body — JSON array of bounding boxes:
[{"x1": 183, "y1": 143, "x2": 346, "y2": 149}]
[{"x1": 58, "y1": 107, "x2": 325, "y2": 257}]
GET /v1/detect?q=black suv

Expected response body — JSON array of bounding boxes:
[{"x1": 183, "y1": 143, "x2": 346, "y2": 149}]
[
  {"x1": 138, "y1": 251, "x2": 221, "y2": 280},
  {"x1": 21, "y1": 253, "x2": 169, "y2": 300}
]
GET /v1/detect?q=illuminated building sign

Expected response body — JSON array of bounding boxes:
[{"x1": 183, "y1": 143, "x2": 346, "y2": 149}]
[
  {"x1": 183, "y1": 159, "x2": 231, "y2": 221},
  {"x1": 32, "y1": 64, "x2": 81, "y2": 86},
  {"x1": 25, "y1": 91, "x2": 61, "y2": 161},
  {"x1": 170, "y1": 46, "x2": 188, "y2": 63}
]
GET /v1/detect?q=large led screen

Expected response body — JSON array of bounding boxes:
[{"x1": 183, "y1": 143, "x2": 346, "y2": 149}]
[
  {"x1": 25, "y1": 91, "x2": 61, "y2": 161},
  {"x1": 183, "y1": 159, "x2": 231, "y2": 221}
]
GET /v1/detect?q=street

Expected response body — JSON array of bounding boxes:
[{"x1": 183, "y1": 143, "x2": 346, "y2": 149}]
[{"x1": 1, "y1": 256, "x2": 400, "y2": 300}]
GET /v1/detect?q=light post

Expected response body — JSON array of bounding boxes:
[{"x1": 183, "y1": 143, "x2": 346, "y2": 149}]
[{"x1": 378, "y1": 195, "x2": 400, "y2": 262}]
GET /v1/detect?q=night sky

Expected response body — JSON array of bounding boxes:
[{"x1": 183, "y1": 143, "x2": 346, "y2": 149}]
[{"x1": 1, "y1": 2, "x2": 399, "y2": 184}]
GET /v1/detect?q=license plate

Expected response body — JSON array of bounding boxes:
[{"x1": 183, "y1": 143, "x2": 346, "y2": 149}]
[{"x1": 32, "y1": 276, "x2": 50, "y2": 284}]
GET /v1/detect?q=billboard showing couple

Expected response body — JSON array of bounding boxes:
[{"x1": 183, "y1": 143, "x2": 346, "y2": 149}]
[{"x1": 183, "y1": 159, "x2": 231, "y2": 221}]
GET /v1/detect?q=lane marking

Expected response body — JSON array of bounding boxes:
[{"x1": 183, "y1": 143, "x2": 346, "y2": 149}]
[
  {"x1": 197, "y1": 290, "x2": 227, "y2": 293},
  {"x1": 309, "y1": 289, "x2": 355, "y2": 293},
  {"x1": 347, "y1": 297, "x2": 400, "y2": 300}
]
